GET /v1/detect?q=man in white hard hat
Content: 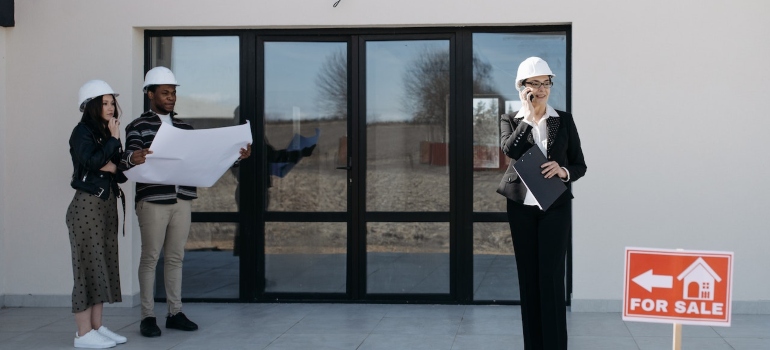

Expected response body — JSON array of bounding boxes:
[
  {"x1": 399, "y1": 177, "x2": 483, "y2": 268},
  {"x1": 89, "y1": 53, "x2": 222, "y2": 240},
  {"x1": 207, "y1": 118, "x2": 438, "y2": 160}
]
[{"x1": 119, "y1": 66, "x2": 251, "y2": 338}]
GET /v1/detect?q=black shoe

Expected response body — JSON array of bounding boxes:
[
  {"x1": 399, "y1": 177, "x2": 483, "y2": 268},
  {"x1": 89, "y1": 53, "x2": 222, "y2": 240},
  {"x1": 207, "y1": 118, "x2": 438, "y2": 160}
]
[
  {"x1": 140, "y1": 317, "x2": 162, "y2": 337},
  {"x1": 166, "y1": 312, "x2": 198, "y2": 331}
]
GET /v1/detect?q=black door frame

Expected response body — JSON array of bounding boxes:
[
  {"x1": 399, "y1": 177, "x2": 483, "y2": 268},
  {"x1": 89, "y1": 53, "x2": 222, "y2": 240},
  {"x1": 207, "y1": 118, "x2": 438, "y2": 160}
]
[
  {"x1": 357, "y1": 33, "x2": 457, "y2": 303},
  {"x1": 144, "y1": 25, "x2": 572, "y2": 305}
]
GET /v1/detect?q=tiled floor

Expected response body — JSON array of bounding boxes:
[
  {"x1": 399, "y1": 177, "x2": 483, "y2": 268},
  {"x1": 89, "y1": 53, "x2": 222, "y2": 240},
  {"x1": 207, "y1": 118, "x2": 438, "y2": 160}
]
[{"x1": 1, "y1": 303, "x2": 768, "y2": 349}]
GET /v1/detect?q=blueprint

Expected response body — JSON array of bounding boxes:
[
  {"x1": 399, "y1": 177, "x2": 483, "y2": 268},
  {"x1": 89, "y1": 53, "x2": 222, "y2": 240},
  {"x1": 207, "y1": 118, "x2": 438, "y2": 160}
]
[{"x1": 124, "y1": 121, "x2": 253, "y2": 187}]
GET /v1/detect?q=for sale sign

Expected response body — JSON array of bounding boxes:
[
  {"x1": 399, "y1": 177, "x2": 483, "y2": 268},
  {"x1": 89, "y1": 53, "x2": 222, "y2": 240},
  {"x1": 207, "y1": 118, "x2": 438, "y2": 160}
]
[{"x1": 623, "y1": 247, "x2": 733, "y2": 327}]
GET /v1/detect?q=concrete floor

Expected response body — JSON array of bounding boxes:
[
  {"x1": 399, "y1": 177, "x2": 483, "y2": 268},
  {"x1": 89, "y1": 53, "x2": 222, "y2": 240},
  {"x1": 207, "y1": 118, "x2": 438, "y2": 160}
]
[{"x1": 1, "y1": 303, "x2": 768, "y2": 349}]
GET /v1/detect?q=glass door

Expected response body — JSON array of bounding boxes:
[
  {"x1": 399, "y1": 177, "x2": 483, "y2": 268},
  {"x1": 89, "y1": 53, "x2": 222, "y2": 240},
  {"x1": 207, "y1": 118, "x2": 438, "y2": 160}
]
[
  {"x1": 262, "y1": 41, "x2": 350, "y2": 294},
  {"x1": 362, "y1": 38, "x2": 454, "y2": 297},
  {"x1": 261, "y1": 36, "x2": 455, "y2": 299}
]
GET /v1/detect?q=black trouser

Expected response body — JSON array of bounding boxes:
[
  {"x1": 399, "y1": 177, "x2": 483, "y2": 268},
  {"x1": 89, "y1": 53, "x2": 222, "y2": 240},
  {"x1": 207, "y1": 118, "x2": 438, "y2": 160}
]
[{"x1": 507, "y1": 199, "x2": 571, "y2": 350}]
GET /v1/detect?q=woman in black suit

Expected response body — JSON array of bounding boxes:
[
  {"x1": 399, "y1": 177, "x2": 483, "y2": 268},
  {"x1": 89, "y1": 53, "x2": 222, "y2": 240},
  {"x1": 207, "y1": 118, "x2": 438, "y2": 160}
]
[{"x1": 498, "y1": 57, "x2": 587, "y2": 350}]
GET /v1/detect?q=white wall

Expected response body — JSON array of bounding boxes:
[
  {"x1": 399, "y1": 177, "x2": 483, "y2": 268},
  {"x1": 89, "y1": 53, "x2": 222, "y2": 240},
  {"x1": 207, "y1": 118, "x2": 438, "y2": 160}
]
[
  {"x1": 2, "y1": 3, "x2": 141, "y2": 306},
  {"x1": 569, "y1": 1, "x2": 770, "y2": 313},
  {"x1": 2, "y1": 0, "x2": 769, "y2": 311},
  {"x1": 0, "y1": 27, "x2": 7, "y2": 303}
]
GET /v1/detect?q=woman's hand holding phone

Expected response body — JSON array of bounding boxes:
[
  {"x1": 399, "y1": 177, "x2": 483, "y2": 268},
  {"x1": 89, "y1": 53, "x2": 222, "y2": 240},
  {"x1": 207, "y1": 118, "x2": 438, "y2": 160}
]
[{"x1": 519, "y1": 86, "x2": 536, "y2": 122}]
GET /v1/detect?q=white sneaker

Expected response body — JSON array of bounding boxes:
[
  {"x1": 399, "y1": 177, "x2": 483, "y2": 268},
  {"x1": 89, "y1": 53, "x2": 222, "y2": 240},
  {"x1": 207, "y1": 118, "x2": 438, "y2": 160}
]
[
  {"x1": 74, "y1": 329, "x2": 117, "y2": 348},
  {"x1": 97, "y1": 326, "x2": 127, "y2": 344}
]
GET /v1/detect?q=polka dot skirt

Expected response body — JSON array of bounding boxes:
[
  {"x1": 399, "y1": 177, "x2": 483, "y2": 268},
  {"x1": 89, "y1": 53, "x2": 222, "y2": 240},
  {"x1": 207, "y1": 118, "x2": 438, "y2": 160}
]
[{"x1": 66, "y1": 190, "x2": 122, "y2": 313}]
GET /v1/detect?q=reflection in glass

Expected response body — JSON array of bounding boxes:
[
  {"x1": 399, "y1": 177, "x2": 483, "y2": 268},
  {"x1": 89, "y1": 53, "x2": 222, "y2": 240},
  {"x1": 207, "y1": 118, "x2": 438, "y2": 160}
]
[
  {"x1": 193, "y1": 171, "x2": 238, "y2": 212},
  {"x1": 265, "y1": 222, "x2": 347, "y2": 293},
  {"x1": 366, "y1": 40, "x2": 451, "y2": 212},
  {"x1": 264, "y1": 42, "x2": 348, "y2": 212},
  {"x1": 471, "y1": 32, "x2": 567, "y2": 212},
  {"x1": 149, "y1": 36, "x2": 241, "y2": 213},
  {"x1": 155, "y1": 223, "x2": 239, "y2": 299},
  {"x1": 473, "y1": 222, "x2": 518, "y2": 301},
  {"x1": 472, "y1": 33, "x2": 567, "y2": 111},
  {"x1": 367, "y1": 222, "x2": 449, "y2": 294},
  {"x1": 149, "y1": 36, "x2": 240, "y2": 119},
  {"x1": 473, "y1": 95, "x2": 506, "y2": 213}
]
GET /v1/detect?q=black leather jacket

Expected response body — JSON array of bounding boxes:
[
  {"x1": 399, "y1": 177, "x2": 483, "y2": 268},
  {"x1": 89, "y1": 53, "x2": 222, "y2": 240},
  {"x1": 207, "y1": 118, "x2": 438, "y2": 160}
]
[{"x1": 69, "y1": 122, "x2": 127, "y2": 200}]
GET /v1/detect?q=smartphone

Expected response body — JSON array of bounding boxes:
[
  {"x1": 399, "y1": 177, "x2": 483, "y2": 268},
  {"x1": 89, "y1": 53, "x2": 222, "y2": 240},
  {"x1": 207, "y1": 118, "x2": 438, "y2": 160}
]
[{"x1": 520, "y1": 86, "x2": 534, "y2": 101}]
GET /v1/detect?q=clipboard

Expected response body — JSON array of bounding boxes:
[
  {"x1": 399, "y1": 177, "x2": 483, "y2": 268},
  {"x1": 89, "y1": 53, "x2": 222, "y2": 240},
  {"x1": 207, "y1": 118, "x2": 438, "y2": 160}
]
[{"x1": 513, "y1": 145, "x2": 567, "y2": 211}]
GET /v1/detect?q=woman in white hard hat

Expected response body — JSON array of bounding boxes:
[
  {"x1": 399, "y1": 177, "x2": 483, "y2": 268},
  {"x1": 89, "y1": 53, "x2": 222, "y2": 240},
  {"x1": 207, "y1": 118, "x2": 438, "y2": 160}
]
[
  {"x1": 497, "y1": 57, "x2": 587, "y2": 349},
  {"x1": 66, "y1": 80, "x2": 128, "y2": 348}
]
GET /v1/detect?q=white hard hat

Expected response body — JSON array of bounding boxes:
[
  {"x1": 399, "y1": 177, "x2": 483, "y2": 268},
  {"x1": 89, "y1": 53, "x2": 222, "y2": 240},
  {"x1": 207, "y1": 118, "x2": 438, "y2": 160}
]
[
  {"x1": 78, "y1": 80, "x2": 118, "y2": 112},
  {"x1": 143, "y1": 66, "x2": 179, "y2": 92},
  {"x1": 515, "y1": 57, "x2": 555, "y2": 89}
]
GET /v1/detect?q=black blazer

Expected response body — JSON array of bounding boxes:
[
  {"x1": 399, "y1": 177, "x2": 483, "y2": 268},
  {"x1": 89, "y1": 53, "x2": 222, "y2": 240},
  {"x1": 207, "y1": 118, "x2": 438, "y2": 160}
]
[{"x1": 496, "y1": 109, "x2": 587, "y2": 209}]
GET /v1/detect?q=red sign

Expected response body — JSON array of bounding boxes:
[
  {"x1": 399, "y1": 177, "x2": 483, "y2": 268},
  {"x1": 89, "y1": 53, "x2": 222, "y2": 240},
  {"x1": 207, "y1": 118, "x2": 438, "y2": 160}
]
[{"x1": 623, "y1": 247, "x2": 733, "y2": 327}]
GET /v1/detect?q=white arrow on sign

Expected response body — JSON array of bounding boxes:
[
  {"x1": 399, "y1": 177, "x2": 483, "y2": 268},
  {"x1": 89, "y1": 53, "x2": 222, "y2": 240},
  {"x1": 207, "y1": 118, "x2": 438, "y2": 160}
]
[{"x1": 632, "y1": 269, "x2": 673, "y2": 292}]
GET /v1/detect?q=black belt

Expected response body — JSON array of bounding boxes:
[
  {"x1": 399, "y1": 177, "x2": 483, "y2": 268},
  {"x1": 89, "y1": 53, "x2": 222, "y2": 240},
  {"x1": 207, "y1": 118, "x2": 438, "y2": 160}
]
[{"x1": 118, "y1": 187, "x2": 126, "y2": 236}]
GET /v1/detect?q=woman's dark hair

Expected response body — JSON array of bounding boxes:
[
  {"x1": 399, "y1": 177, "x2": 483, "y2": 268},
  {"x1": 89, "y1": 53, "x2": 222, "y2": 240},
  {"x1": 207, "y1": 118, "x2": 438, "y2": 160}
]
[{"x1": 80, "y1": 94, "x2": 120, "y2": 140}]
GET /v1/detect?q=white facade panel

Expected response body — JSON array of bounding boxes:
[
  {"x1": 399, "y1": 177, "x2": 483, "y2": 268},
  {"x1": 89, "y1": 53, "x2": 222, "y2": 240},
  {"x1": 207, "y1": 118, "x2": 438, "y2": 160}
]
[
  {"x1": 0, "y1": 27, "x2": 7, "y2": 300},
  {"x1": 1, "y1": 0, "x2": 769, "y2": 310}
]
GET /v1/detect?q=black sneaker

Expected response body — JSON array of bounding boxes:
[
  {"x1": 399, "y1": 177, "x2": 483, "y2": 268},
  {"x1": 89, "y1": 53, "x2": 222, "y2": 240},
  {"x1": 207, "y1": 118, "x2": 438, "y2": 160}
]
[
  {"x1": 140, "y1": 317, "x2": 162, "y2": 337},
  {"x1": 166, "y1": 312, "x2": 198, "y2": 331}
]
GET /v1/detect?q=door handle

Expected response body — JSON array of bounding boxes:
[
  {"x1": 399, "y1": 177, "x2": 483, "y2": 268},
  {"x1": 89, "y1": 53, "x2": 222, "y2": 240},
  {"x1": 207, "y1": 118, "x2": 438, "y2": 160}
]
[{"x1": 336, "y1": 158, "x2": 351, "y2": 170}]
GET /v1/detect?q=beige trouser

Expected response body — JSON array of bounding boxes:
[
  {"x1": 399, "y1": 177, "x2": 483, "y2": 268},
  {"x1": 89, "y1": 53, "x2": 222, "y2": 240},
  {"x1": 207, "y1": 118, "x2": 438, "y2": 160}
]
[{"x1": 137, "y1": 200, "x2": 191, "y2": 319}]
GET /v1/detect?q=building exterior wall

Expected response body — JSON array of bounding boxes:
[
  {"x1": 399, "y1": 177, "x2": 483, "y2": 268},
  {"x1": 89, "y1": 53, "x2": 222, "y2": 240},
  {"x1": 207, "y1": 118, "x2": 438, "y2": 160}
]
[
  {"x1": 1, "y1": 0, "x2": 769, "y2": 311},
  {"x1": 0, "y1": 27, "x2": 7, "y2": 304}
]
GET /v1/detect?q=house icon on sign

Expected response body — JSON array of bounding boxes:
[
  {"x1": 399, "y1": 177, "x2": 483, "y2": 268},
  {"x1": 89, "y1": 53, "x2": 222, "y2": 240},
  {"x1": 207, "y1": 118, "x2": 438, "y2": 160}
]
[{"x1": 676, "y1": 257, "x2": 721, "y2": 301}]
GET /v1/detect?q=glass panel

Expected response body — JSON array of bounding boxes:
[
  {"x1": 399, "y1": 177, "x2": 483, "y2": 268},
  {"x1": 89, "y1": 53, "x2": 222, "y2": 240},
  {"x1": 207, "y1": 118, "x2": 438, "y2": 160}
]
[
  {"x1": 366, "y1": 40, "x2": 450, "y2": 212},
  {"x1": 367, "y1": 222, "x2": 449, "y2": 294},
  {"x1": 473, "y1": 222, "x2": 518, "y2": 301},
  {"x1": 265, "y1": 222, "x2": 347, "y2": 293},
  {"x1": 156, "y1": 223, "x2": 239, "y2": 299},
  {"x1": 264, "y1": 42, "x2": 348, "y2": 212},
  {"x1": 149, "y1": 36, "x2": 241, "y2": 212},
  {"x1": 471, "y1": 32, "x2": 567, "y2": 212},
  {"x1": 473, "y1": 96, "x2": 506, "y2": 212}
]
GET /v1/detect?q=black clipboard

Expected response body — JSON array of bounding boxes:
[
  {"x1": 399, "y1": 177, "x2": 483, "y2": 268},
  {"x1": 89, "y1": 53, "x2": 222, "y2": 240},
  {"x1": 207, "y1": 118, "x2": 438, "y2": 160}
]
[{"x1": 513, "y1": 145, "x2": 567, "y2": 211}]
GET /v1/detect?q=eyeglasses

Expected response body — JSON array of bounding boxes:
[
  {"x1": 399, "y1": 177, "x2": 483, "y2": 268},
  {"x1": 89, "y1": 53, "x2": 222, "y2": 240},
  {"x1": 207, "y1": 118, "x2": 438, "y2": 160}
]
[{"x1": 523, "y1": 81, "x2": 553, "y2": 89}]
